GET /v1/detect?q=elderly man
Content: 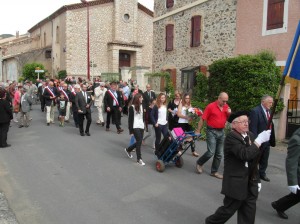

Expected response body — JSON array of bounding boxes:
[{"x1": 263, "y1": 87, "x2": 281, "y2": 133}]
[
  {"x1": 271, "y1": 128, "x2": 300, "y2": 219},
  {"x1": 205, "y1": 111, "x2": 271, "y2": 224},
  {"x1": 94, "y1": 82, "x2": 107, "y2": 126},
  {"x1": 43, "y1": 81, "x2": 58, "y2": 126},
  {"x1": 19, "y1": 88, "x2": 32, "y2": 128},
  {"x1": 249, "y1": 95, "x2": 275, "y2": 182},
  {"x1": 61, "y1": 83, "x2": 71, "y2": 122},
  {"x1": 196, "y1": 92, "x2": 231, "y2": 179},
  {"x1": 69, "y1": 84, "x2": 80, "y2": 128}
]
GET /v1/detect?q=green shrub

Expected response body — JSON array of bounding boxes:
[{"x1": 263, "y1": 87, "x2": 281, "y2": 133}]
[
  {"x1": 21, "y1": 62, "x2": 46, "y2": 81},
  {"x1": 58, "y1": 70, "x2": 67, "y2": 80},
  {"x1": 207, "y1": 51, "x2": 283, "y2": 112}
]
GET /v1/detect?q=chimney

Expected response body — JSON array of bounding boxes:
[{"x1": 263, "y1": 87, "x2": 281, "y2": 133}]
[{"x1": 16, "y1": 31, "x2": 19, "y2": 38}]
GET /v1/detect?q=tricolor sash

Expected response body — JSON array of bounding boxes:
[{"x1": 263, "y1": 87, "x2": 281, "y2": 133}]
[
  {"x1": 107, "y1": 90, "x2": 119, "y2": 106},
  {"x1": 61, "y1": 89, "x2": 69, "y2": 101},
  {"x1": 45, "y1": 86, "x2": 56, "y2": 98}
]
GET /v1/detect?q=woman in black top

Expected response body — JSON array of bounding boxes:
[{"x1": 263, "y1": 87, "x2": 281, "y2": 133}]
[
  {"x1": 167, "y1": 92, "x2": 181, "y2": 131},
  {"x1": 0, "y1": 88, "x2": 13, "y2": 148}
]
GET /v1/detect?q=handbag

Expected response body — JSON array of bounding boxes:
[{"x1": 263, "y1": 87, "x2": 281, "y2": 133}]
[{"x1": 13, "y1": 104, "x2": 20, "y2": 113}]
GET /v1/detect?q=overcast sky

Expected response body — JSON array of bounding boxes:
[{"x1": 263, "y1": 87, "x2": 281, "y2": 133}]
[{"x1": 0, "y1": 0, "x2": 154, "y2": 35}]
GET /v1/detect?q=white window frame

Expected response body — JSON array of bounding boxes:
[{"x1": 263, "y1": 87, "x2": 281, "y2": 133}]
[{"x1": 262, "y1": 0, "x2": 289, "y2": 36}]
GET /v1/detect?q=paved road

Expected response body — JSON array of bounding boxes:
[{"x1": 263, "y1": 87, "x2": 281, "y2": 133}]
[{"x1": 0, "y1": 105, "x2": 298, "y2": 224}]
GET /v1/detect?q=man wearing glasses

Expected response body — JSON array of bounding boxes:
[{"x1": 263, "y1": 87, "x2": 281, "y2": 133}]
[
  {"x1": 206, "y1": 111, "x2": 271, "y2": 224},
  {"x1": 249, "y1": 95, "x2": 275, "y2": 182},
  {"x1": 196, "y1": 92, "x2": 231, "y2": 179}
]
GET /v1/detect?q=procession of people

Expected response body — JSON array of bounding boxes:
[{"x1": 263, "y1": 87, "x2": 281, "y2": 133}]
[{"x1": 0, "y1": 75, "x2": 299, "y2": 223}]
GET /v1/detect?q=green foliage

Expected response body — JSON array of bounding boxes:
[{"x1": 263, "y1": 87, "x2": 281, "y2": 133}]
[
  {"x1": 207, "y1": 51, "x2": 283, "y2": 112},
  {"x1": 58, "y1": 70, "x2": 67, "y2": 80},
  {"x1": 192, "y1": 72, "x2": 208, "y2": 103},
  {"x1": 21, "y1": 62, "x2": 45, "y2": 81},
  {"x1": 145, "y1": 72, "x2": 174, "y2": 98}
]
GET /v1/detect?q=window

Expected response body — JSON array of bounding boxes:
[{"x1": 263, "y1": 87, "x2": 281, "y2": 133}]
[
  {"x1": 191, "y1": 16, "x2": 201, "y2": 47},
  {"x1": 166, "y1": 24, "x2": 174, "y2": 51},
  {"x1": 45, "y1": 50, "x2": 52, "y2": 59},
  {"x1": 44, "y1": 32, "x2": 47, "y2": 47},
  {"x1": 180, "y1": 66, "x2": 199, "y2": 91},
  {"x1": 166, "y1": 0, "x2": 174, "y2": 8},
  {"x1": 267, "y1": 0, "x2": 285, "y2": 30},
  {"x1": 262, "y1": 0, "x2": 288, "y2": 36},
  {"x1": 56, "y1": 26, "x2": 60, "y2": 44}
]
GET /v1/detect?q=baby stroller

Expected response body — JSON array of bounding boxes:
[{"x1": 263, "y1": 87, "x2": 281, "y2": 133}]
[{"x1": 155, "y1": 128, "x2": 201, "y2": 172}]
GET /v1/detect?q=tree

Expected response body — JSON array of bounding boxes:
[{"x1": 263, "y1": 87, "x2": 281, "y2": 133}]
[
  {"x1": 22, "y1": 62, "x2": 46, "y2": 81},
  {"x1": 207, "y1": 51, "x2": 282, "y2": 112}
]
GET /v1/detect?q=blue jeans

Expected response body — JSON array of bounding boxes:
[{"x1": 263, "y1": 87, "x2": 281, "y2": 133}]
[{"x1": 197, "y1": 128, "x2": 225, "y2": 173}]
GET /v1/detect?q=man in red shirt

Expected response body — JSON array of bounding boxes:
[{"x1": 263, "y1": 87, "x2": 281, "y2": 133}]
[{"x1": 196, "y1": 92, "x2": 231, "y2": 179}]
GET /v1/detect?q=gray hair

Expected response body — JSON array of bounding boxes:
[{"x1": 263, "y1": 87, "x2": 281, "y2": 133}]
[{"x1": 261, "y1": 94, "x2": 273, "y2": 102}]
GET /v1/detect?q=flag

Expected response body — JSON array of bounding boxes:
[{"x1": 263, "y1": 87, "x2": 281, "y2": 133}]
[{"x1": 283, "y1": 21, "x2": 300, "y2": 80}]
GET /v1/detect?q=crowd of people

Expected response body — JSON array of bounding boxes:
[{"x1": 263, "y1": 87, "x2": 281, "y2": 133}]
[{"x1": 0, "y1": 76, "x2": 299, "y2": 223}]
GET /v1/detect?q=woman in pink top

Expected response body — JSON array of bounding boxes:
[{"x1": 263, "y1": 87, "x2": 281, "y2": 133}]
[{"x1": 13, "y1": 85, "x2": 22, "y2": 122}]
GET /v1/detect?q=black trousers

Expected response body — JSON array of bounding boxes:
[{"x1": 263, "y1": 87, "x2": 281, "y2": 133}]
[
  {"x1": 106, "y1": 106, "x2": 121, "y2": 130},
  {"x1": 78, "y1": 112, "x2": 92, "y2": 134},
  {"x1": 72, "y1": 110, "x2": 79, "y2": 126},
  {"x1": 0, "y1": 122, "x2": 10, "y2": 147},
  {"x1": 259, "y1": 145, "x2": 270, "y2": 177},
  {"x1": 206, "y1": 184, "x2": 258, "y2": 224},
  {"x1": 40, "y1": 96, "x2": 46, "y2": 111},
  {"x1": 127, "y1": 128, "x2": 144, "y2": 161},
  {"x1": 274, "y1": 190, "x2": 300, "y2": 212}
]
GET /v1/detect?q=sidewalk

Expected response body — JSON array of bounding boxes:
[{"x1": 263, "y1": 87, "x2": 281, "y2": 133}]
[{"x1": 0, "y1": 192, "x2": 18, "y2": 224}]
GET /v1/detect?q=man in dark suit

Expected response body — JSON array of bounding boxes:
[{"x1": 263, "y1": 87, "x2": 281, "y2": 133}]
[
  {"x1": 38, "y1": 81, "x2": 46, "y2": 112},
  {"x1": 271, "y1": 128, "x2": 300, "y2": 219},
  {"x1": 0, "y1": 88, "x2": 13, "y2": 148},
  {"x1": 206, "y1": 111, "x2": 271, "y2": 224},
  {"x1": 75, "y1": 84, "x2": 93, "y2": 136},
  {"x1": 104, "y1": 82, "x2": 124, "y2": 134},
  {"x1": 249, "y1": 95, "x2": 275, "y2": 182},
  {"x1": 69, "y1": 84, "x2": 80, "y2": 128},
  {"x1": 43, "y1": 81, "x2": 58, "y2": 126},
  {"x1": 143, "y1": 84, "x2": 156, "y2": 110}
]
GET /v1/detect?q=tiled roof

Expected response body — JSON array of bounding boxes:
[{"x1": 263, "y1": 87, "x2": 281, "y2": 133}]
[{"x1": 28, "y1": 0, "x2": 153, "y2": 33}]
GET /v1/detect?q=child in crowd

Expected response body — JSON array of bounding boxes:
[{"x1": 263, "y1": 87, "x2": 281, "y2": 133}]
[{"x1": 57, "y1": 92, "x2": 67, "y2": 127}]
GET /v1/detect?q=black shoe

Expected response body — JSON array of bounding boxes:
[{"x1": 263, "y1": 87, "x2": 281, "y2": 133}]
[
  {"x1": 2, "y1": 144, "x2": 11, "y2": 148},
  {"x1": 260, "y1": 175, "x2": 270, "y2": 182},
  {"x1": 19, "y1": 125, "x2": 24, "y2": 128},
  {"x1": 101, "y1": 122, "x2": 105, "y2": 127},
  {"x1": 271, "y1": 202, "x2": 288, "y2": 219},
  {"x1": 47, "y1": 123, "x2": 50, "y2": 126},
  {"x1": 75, "y1": 124, "x2": 79, "y2": 128},
  {"x1": 85, "y1": 132, "x2": 91, "y2": 136},
  {"x1": 80, "y1": 132, "x2": 84, "y2": 136}
]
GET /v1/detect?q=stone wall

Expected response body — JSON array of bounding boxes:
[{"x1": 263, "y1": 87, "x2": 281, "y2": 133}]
[{"x1": 153, "y1": 0, "x2": 237, "y2": 90}]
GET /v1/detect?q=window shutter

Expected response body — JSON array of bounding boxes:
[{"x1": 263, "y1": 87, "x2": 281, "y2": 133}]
[
  {"x1": 166, "y1": 24, "x2": 174, "y2": 51},
  {"x1": 267, "y1": 0, "x2": 285, "y2": 30},
  {"x1": 191, "y1": 16, "x2": 201, "y2": 47},
  {"x1": 166, "y1": 0, "x2": 174, "y2": 8}
]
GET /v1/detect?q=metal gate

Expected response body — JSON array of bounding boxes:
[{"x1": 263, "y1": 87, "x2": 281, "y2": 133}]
[{"x1": 286, "y1": 99, "x2": 300, "y2": 138}]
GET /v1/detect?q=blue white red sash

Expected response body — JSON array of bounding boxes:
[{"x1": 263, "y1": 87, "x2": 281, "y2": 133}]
[
  {"x1": 45, "y1": 86, "x2": 56, "y2": 98},
  {"x1": 61, "y1": 89, "x2": 69, "y2": 101},
  {"x1": 107, "y1": 90, "x2": 119, "y2": 106},
  {"x1": 70, "y1": 86, "x2": 76, "y2": 96}
]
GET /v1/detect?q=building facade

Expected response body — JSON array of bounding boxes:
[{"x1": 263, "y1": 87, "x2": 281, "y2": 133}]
[
  {"x1": 153, "y1": 0, "x2": 237, "y2": 92},
  {"x1": 1, "y1": 0, "x2": 153, "y2": 85}
]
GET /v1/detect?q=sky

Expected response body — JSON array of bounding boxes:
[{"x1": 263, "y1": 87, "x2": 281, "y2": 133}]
[{"x1": 0, "y1": 0, "x2": 154, "y2": 35}]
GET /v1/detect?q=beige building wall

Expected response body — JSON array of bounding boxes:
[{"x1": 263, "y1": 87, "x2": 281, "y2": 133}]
[{"x1": 235, "y1": 0, "x2": 300, "y2": 61}]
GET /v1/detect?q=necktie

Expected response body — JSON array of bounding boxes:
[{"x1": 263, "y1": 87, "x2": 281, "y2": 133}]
[
  {"x1": 148, "y1": 91, "x2": 150, "y2": 98},
  {"x1": 266, "y1": 110, "x2": 272, "y2": 129},
  {"x1": 83, "y1": 92, "x2": 87, "y2": 103}
]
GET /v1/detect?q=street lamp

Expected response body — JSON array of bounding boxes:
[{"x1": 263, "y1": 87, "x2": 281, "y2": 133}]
[{"x1": 81, "y1": 0, "x2": 90, "y2": 80}]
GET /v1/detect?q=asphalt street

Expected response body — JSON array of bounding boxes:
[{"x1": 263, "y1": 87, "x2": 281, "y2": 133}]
[{"x1": 0, "y1": 104, "x2": 298, "y2": 224}]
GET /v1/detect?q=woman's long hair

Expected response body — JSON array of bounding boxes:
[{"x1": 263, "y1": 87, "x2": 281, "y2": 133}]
[
  {"x1": 181, "y1": 93, "x2": 191, "y2": 107},
  {"x1": 156, "y1": 93, "x2": 167, "y2": 108},
  {"x1": 131, "y1": 93, "x2": 142, "y2": 114}
]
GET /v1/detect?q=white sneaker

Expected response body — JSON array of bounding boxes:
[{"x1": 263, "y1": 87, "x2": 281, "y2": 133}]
[
  {"x1": 13, "y1": 119, "x2": 18, "y2": 123},
  {"x1": 137, "y1": 159, "x2": 145, "y2": 166},
  {"x1": 124, "y1": 148, "x2": 133, "y2": 159}
]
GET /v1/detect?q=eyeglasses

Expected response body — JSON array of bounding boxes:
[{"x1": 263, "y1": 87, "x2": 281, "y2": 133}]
[{"x1": 234, "y1": 120, "x2": 250, "y2": 124}]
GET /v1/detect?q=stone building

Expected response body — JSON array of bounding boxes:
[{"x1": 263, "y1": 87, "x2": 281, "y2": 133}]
[
  {"x1": 1, "y1": 0, "x2": 153, "y2": 88},
  {"x1": 153, "y1": 0, "x2": 237, "y2": 92}
]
